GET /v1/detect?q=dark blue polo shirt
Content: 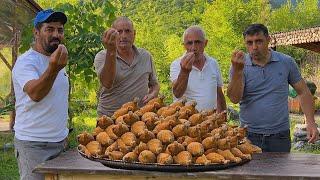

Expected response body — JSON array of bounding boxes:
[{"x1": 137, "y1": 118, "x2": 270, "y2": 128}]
[{"x1": 234, "y1": 50, "x2": 302, "y2": 134}]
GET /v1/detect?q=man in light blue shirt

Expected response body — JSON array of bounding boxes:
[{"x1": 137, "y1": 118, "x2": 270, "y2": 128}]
[{"x1": 227, "y1": 24, "x2": 318, "y2": 152}]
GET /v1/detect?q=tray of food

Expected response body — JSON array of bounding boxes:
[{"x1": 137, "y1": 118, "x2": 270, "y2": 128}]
[{"x1": 77, "y1": 96, "x2": 261, "y2": 172}]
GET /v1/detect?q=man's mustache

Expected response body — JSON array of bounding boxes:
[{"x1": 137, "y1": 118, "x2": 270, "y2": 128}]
[{"x1": 49, "y1": 38, "x2": 61, "y2": 44}]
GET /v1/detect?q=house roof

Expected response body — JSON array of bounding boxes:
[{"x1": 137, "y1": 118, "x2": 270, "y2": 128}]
[
  {"x1": 0, "y1": 0, "x2": 41, "y2": 46},
  {"x1": 270, "y1": 26, "x2": 320, "y2": 53}
]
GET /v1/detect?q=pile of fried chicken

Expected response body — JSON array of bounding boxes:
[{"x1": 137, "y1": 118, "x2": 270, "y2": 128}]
[{"x1": 77, "y1": 96, "x2": 261, "y2": 165}]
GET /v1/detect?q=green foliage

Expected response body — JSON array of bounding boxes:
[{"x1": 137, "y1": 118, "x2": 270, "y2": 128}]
[
  {"x1": 201, "y1": 0, "x2": 271, "y2": 80},
  {"x1": 0, "y1": 132, "x2": 18, "y2": 179},
  {"x1": 0, "y1": 48, "x2": 12, "y2": 98}
]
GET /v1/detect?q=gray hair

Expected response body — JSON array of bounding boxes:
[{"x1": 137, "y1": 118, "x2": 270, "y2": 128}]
[
  {"x1": 183, "y1": 25, "x2": 206, "y2": 42},
  {"x1": 111, "y1": 16, "x2": 134, "y2": 29}
]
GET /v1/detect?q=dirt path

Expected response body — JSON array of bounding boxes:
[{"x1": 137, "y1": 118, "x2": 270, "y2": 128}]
[{"x1": 0, "y1": 118, "x2": 10, "y2": 132}]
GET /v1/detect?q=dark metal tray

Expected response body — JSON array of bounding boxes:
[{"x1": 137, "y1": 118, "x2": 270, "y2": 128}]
[{"x1": 78, "y1": 148, "x2": 250, "y2": 172}]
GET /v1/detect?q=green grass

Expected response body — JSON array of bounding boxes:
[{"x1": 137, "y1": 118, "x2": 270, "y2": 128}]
[
  {"x1": 0, "y1": 132, "x2": 18, "y2": 180},
  {"x1": 0, "y1": 48, "x2": 12, "y2": 98}
]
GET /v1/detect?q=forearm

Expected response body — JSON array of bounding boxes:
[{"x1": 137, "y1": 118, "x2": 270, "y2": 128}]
[
  {"x1": 172, "y1": 71, "x2": 189, "y2": 98},
  {"x1": 100, "y1": 51, "x2": 116, "y2": 89},
  {"x1": 227, "y1": 71, "x2": 244, "y2": 103},
  {"x1": 217, "y1": 88, "x2": 227, "y2": 112},
  {"x1": 299, "y1": 91, "x2": 316, "y2": 125},
  {"x1": 24, "y1": 67, "x2": 59, "y2": 102}
]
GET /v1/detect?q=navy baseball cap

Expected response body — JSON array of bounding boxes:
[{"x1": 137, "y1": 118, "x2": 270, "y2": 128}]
[{"x1": 34, "y1": 9, "x2": 67, "y2": 27}]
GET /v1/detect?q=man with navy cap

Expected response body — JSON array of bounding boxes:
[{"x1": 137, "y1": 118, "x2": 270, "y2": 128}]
[{"x1": 12, "y1": 9, "x2": 68, "y2": 180}]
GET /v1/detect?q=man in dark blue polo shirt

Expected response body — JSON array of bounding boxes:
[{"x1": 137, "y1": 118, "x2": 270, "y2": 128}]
[{"x1": 227, "y1": 23, "x2": 319, "y2": 152}]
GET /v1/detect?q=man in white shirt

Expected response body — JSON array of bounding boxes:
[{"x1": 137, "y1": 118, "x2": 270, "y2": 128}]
[
  {"x1": 12, "y1": 9, "x2": 68, "y2": 180},
  {"x1": 170, "y1": 25, "x2": 226, "y2": 112}
]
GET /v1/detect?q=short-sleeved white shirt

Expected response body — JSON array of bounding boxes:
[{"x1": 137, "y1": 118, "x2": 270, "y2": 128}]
[
  {"x1": 12, "y1": 49, "x2": 69, "y2": 142},
  {"x1": 170, "y1": 54, "x2": 223, "y2": 111}
]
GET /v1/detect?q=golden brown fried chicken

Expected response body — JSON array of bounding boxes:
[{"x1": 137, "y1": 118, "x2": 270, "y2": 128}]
[
  {"x1": 131, "y1": 121, "x2": 147, "y2": 136},
  {"x1": 86, "y1": 141, "x2": 102, "y2": 156},
  {"x1": 121, "y1": 111, "x2": 140, "y2": 126},
  {"x1": 187, "y1": 142, "x2": 204, "y2": 156},
  {"x1": 105, "y1": 141, "x2": 118, "y2": 153},
  {"x1": 106, "y1": 151, "x2": 124, "y2": 160},
  {"x1": 178, "y1": 109, "x2": 191, "y2": 119},
  {"x1": 217, "y1": 137, "x2": 231, "y2": 150},
  {"x1": 173, "y1": 151, "x2": 192, "y2": 165},
  {"x1": 195, "y1": 154, "x2": 211, "y2": 165},
  {"x1": 112, "y1": 106, "x2": 133, "y2": 119},
  {"x1": 120, "y1": 132, "x2": 137, "y2": 147},
  {"x1": 138, "y1": 150, "x2": 156, "y2": 163},
  {"x1": 143, "y1": 116, "x2": 159, "y2": 130},
  {"x1": 121, "y1": 97, "x2": 139, "y2": 112},
  {"x1": 163, "y1": 112, "x2": 180, "y2": 126},
  {"x1": 172, "y1": 123, "x2": 189, "y2": 138},
  {"x1": 169, "y1": 97, "x2": 187, "y2": 109},
  {"x1": 147, "y1": 94, "x2": 165, "y2": 107},
  {"x1": 116, "y1": 138, "x2": 132, "y2": 154},
  {"x1": 204, "y1": 148, "x2": 218, "y2": 155},
  {"x1": 147, "y1": 138, "x2": 163, "y2": 155},
  {"x1": 139, "y1": 129, "x2": 155, "y2": 143},
  {"x1": 152, "y1": 118, "x2": 173, "y2": 134},
  {"x1": 187, "y1": 124, "x2": 201, "y2": 138},
  {"x1": 97, "y1": 115, "x2": 114, "y2": 129},
  {"x1": 77, "y1": 132, "x2": 94, "y2": 146},
  {"x1": 165, "y1": 141, "x2": 185, "y2": 156},
  {"x1": 206, "y1": 152, "x2": 228, "y2": 164},
  {"x1": 78, "y1": 144, "x2": 91, "y2": 158},
  {"x1": 179, "y1": 136, "x2": 201, "y2": 147},
  {"x1": 230, "y1": 147, "x2": 252, "y2": 160},
  {"x1": 237, "y1": 142, "x2": 262, "y2": 154},
  {"x1": 92, "y1": 126, "x2": 104, "y2": 137},
  {"x1": 135, "y1": 103, "x2": 161, "y2": 116},
  {"x1": 229, "y1": 135, "x2": 239, "y2": 148},
  {"x1": 160, "y1": 106, "x2": 180, "y2": 118},
  {"x1": 202, "y1": 135, "x2": 219, "y2": 150},
  {"x1": 204, "y1": 109, "x2": 216, "y2": 116},
  {"x1": 105, "y1": 125, "x2": 118, "y2": 140},
  {"x1": 234, "y1": 126, "x2": 248, "y2": 139},
  {"x1": 217, "y1": 149, "x2": 241, "y2": 163},
  {"x1": 188, "y1": 111, "x2": 206, "y2": 126},
  {"x1": 123, "y1": 152, "x2": 138, "y2": 162},
  {"x1": 141, "y1": 112, "x2": 158, "y2": 122},
  {"x1": 96, "y1": 132, "x2": 114, "y2": 146},
  {"x1": 113, "y1": 123, "x2": 129, "y2": 137},
  {"x1": 157, "y1": 153, "x2": 173, "y2": 165},
  {"x1": 133, "y1": 142, "x2": 148, "y2": 155},
  {"x1": 157, "y1": 130, "x2": 175, "y2": 144},
  {"x1": 179, "y1": 101, "x2": 198, "y2": 115}
]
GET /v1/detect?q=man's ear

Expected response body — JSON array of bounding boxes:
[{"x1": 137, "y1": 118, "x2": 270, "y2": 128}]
[
  {"x1": 204, "y1": 39, "x2": 208, "y2": 47},
  {"x1": 33, "y1": 28, "x2": 39, "y2": 40}
]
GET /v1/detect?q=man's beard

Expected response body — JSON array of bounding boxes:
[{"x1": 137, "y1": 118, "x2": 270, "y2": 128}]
[{"x1": 44, "y1": 38, "x2": 60, "y2": 54}]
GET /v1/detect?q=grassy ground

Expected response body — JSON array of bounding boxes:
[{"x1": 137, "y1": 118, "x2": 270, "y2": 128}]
[{"x1": 0, "y1": 109, "x2": 319, "y2": 179}]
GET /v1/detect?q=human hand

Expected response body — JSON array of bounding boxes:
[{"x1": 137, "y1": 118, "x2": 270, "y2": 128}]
[
  {"x1": 102, "y1": 28, "x2": 118, "y2": 53},
  {"x1": 231, "y1": 50, "x2": 245, "y2": 72},
  {"x1": 306, "y1": 122, "x2": 319, "y2": 143},
  {"x1": 49, "y1": 44, "x2": 68, "y2": 72},
  {"x1": 142, "y1": 93, "x2": 157, "y2": 104},
  {"x1": 180, "y1": 52, "x2": 195, "y2": 73}
]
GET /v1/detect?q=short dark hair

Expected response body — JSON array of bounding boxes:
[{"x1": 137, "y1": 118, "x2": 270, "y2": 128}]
[{"x1": 243, "y1": 24, "x2": 269, "y2": 38}]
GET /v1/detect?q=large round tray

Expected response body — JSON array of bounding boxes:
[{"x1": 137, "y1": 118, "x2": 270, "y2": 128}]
[{"x1": 78, "y1": 148, "x2": 250, "y2": 172}]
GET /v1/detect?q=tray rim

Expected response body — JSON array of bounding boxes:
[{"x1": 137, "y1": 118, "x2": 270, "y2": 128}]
[{"x1": 77, "y1": 147, "x2": 250, "y2": 172}]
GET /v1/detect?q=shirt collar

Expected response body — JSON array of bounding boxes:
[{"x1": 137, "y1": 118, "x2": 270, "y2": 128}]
[{"x1": 245, "y1": 49, "x2": 279, "y2": 66}]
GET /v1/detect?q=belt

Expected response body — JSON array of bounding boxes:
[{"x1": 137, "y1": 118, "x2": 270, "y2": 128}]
[{"x1": 248, "y1": 130, "x2": 290, "y2": 137}]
